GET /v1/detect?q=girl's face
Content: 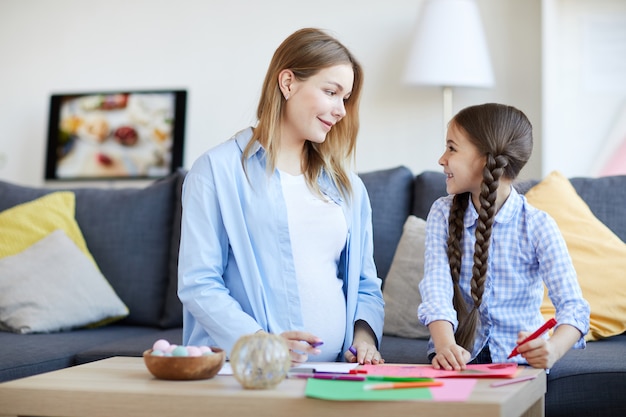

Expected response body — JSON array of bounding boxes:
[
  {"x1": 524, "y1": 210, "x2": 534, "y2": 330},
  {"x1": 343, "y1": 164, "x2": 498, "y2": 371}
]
[
  {"x1": 438, "y1": 122, "x2": 486, "y2": 197},
  {"x1": 280, "y1": 64, "x2": 354, "y2": 145}
]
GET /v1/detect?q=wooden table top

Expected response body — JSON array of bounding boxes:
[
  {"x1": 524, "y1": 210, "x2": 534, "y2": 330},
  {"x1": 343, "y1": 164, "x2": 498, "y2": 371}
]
[{"x1": 0, "y1": 357, "x2": 546, "y2": 417}]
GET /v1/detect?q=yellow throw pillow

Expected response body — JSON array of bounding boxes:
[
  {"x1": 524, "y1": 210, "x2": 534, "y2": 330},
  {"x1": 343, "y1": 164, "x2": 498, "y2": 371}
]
[
  {"x1": 0, "y1": 191, "x2": 94, "y2": 263},
  {"x1": 525, "y1": 171, "x2": 626, "y2": 341}
]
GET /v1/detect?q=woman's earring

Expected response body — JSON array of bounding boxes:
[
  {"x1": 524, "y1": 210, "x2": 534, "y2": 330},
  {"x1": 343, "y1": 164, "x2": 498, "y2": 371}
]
[{"x1": 284, "y1": 94, "x2": 289, "y2": 101}]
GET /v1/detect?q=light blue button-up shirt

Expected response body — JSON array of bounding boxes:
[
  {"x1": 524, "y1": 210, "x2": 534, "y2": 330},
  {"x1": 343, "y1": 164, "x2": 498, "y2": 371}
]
[
  {"x1": 418, "y1": 187, "x2": 590, "y2": 363},
  {"x1": 178, "y1": 128, "x2": 384, "y2": 359}
]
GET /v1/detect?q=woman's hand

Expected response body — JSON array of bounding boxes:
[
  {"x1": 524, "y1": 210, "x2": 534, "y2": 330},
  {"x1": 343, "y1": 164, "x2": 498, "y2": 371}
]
[
  {"x1": 346, "y1": 320, "x2": 384, "y2": 365},
  {"x1": 279, "y1": 330, "x2": 323, "y2": 364},
  {"x1": 344, "y1": 341, "x2": 384, "y2": 365}
]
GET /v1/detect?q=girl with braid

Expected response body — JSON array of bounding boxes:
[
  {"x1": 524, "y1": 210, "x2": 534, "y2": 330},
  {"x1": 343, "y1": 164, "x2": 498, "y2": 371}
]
[{"x1": 418, "y1": 103, "x2": 589, "y2": 370}]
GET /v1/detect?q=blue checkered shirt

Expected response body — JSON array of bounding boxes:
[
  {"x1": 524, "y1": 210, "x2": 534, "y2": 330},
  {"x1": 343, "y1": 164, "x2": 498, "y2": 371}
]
[{"x1": 418, "y1": 187, "x2": 590, "y2": 364}]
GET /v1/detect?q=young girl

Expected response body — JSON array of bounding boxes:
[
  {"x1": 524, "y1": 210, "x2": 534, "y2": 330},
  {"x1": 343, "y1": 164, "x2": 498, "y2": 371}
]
[
  {"x1": 418, "y1": 103, "x2": 589, "y2": 370},
  {"x1": 178, "y1": 28, "x2": 384, "y2": 365}
]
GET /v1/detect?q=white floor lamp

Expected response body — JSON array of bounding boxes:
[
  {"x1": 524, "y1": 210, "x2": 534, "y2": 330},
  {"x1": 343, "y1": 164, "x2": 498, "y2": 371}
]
[{"x1": 404, "y1": 0, "x2": 495, "y2": 137}]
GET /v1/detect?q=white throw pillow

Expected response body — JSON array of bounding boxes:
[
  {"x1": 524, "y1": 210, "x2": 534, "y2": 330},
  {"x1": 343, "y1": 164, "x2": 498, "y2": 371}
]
[
  {"x1": 0, "y1": 229, "x2": 128, "y2": 334},
  {"x1": 382, "y1": 215, "x2": 430, "y2": 339}
]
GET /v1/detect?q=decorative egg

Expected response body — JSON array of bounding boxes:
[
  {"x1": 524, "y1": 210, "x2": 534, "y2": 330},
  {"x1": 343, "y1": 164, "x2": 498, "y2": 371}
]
[
  {"x1": 153, "y1": 339, "x2": 170, "y2": 352},
  {"x1": 230, "y1": 332, "x2": 291, "y2": 389},
  {"x1": 186, "y1": 346, "x2": 203, "y2": 357},
  {"x1": 171, "y1": 346, "x2": 189, "y2": 357}
]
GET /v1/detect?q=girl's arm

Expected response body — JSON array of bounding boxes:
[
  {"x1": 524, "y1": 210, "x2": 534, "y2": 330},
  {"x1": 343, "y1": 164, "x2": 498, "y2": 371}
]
[
  {"x1": 419, "y1": 198, "x2": 468, "y2": 368},
  {"x1": 530, "y1": 212, "x2": 589, "y2": 368},
  {"x1": 428, "y1": 320, "x2": 471, "y2": 370},
  {"x1": 515, "y1": 323, "x2": 582, "y2": 369}
]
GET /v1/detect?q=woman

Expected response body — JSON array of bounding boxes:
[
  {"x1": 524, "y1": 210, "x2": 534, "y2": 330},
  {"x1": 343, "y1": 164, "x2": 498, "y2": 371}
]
[{"x1": 178, "y1": 28, "x2": 384, "y2": 364}]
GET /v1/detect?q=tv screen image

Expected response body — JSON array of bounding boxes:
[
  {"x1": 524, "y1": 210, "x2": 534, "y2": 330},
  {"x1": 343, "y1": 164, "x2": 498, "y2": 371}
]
[{"x1": 45, "y1": 89, "x2": 186, "y2": 181}]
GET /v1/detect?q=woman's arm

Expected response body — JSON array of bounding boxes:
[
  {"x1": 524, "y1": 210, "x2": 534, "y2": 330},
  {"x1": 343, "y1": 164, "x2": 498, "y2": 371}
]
[
  {"x1": 348, "y1": 176, "x2": 384, "y2": 364},
  {"x1": 346, "y1": 319, "x2": 383, "y2": 365},
  {"x1": 178, "y1": 164, "x2": 262, "y2": 354}
]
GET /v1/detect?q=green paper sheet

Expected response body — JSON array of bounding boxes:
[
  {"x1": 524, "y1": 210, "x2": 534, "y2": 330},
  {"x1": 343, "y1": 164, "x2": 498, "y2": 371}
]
[{"x1": 305, "y1": 378, "x2": 433, "y2": 401}]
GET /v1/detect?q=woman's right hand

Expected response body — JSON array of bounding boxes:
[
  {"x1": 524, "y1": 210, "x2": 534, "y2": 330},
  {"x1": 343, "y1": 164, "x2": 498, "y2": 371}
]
[{"x1": 279, "y1": 330, "x2": 323, "y2": 363}]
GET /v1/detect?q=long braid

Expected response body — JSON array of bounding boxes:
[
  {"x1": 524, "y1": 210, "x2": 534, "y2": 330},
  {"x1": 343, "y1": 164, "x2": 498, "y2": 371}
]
[
  {"x1": 447, "y1": 192, "x2": 471, "y2": 348},
  {"x1": 453, "y1": 153, "x2": 508, "y2": 351}
]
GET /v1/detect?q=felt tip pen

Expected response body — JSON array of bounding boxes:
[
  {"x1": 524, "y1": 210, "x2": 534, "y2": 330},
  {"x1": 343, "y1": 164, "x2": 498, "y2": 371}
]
[
  {"x1": 508, "y1": 318, "x2": 557, "y2": 359},
  {"x1": 288, "y1": 372, "x2": 364, "y2": 380},
  {"x1": 312, "y1": 374, "x2": 365, "y2": 381},
  {"x1": 310, "y1": 341, "x2": 324, "y2": 348},
  {"x1": 363, "y1": 381, "x2": 444, "y2": 390},
  {"x1": 349, "y1": 346, "x2": 357, "y2": 356},
  {"x1": 366, "y1": 376, "x2": 435, "y2": 382}
]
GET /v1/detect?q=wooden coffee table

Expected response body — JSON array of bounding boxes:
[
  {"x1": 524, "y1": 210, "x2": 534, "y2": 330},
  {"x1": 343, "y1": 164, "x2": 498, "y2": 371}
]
[{"x1": 0, "y1": 357, "x2": 545, "y2": 417}]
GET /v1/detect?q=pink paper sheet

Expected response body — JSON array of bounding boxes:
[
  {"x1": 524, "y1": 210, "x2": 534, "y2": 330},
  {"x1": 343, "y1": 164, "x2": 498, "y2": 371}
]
[
  {"x1": 361, "y1": 363, "x2": 518, "y2": 378},
  {"x1": 430, "y1": 378, "x2": 478, "y2": 401}
]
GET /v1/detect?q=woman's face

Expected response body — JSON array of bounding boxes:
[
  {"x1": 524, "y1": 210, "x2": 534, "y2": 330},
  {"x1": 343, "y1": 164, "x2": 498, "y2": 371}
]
[
  {"x1": 438, "y1": 122, "x2": 486, "y2": 198},
  {"x1": 281, "y1": 64, "x2": 354, "y2": 145}
]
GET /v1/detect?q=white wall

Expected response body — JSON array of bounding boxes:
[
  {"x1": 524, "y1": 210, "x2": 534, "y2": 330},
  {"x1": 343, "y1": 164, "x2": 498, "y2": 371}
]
[
  {"x1": 0, "y1": 0, "x2": 542, "y2": 186},
  {"x1": 543, "y1": 0, "x2": 626, "y2": 178}
]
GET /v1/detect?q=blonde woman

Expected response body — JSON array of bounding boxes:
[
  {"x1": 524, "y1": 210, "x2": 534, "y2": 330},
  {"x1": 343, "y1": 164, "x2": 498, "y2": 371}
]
[{"x1": 178, "y1": 28, "x2": 384, "y2": 365}]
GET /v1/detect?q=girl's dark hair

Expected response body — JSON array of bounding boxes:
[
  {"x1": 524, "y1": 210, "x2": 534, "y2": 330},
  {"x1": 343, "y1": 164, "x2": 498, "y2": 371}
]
[{"x1": 447, "y1": 103, "x2": 533, "y2": 352}]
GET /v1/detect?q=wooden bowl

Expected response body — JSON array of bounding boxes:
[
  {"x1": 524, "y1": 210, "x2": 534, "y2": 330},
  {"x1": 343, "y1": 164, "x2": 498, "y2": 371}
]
[{"x1": 143, "y1": 348, "x2": 225, "y2": 380}]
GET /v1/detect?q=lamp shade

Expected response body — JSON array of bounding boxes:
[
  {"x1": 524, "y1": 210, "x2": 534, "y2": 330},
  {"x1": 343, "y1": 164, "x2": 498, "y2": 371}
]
[{"x1": 404, "y1": 0, "x2": 494, "y2": 88}]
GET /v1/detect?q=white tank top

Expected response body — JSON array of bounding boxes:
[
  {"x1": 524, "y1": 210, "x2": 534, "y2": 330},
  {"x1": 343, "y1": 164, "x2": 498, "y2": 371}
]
[{"x1": 280, "y1": 170, "x2": 348, "y2": 362}]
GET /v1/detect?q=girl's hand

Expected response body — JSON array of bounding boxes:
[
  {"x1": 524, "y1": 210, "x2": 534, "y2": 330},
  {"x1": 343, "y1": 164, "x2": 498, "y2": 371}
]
[
  {"x1": 431, "y1": 344, "x2": 471, "y2": 371},
  {"x1": 515, "y1": 330, "x2": 560, "y2": 369},
  {"x1": 279, "y1": 330, "x2": 323, "y2": 363},
  {"x1": 345, "y1": 341, "x2": 384, "y2": 365}
]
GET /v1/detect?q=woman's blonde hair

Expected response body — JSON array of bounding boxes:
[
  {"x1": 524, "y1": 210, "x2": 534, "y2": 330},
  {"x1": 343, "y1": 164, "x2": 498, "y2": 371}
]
[
  {"x1": 242, "y1": 27, "x2": 363, "y2": 199},
  {"x1": 447, "y1": 103, "x2": 533, "y2": 352}
]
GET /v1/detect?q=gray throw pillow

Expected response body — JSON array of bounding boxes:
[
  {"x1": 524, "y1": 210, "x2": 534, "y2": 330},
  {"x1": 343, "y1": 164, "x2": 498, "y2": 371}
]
[
  {"x1": 0, "y1": 171, "x2": 181, "y2": 327},
  {"x1": 0, "y1": 229, "x2": 128, "y2": 334},
  {"x1": 382, "y1": 215, "x2": 430, "y2": 339}
]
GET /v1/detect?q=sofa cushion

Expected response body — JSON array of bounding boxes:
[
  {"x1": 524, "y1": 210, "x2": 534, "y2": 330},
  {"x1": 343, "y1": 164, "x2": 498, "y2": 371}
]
[
  {"x1": 0, "y1": 191, "x2": 94, "y2": 262},
  {"x1": 0, "y1": 230, "x2": 128, "y2": 334},
  {"x1": 380, "y1": 335, "x2": 430, "y2": 364},
  {"x1": 359, "y1": 166, "x2": 414, "y2": 282},
  {"x1": 569, "y1": 175, "x2": 626, "y2": 243},
  {"x1": 74, "y1": 327, "x2": 183, "y2": 365},
  {"x1": 411, "y1": 171, "x2": 448, "y2": 220},
  {"x1": 0, "y1": 325, "x2": 162, "y2": 382},
  {"x1": 159, "y1": 168, "x2": 186, "y2": 328},
  {"x1": 382, "y1": 215, "x2": 430, "y2": 339},
  {"x1": 0, "y1": 171, "x2": 182, "y2": 327},
  {"x1": 525, "y1": 171, "x2": 626, "y2": 341},
  {"x1": 545, "y1": 334, "x2": 626, "y2": 417}
]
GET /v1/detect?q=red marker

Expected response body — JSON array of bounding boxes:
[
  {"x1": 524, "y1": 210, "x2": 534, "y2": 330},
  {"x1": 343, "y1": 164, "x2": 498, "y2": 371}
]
[{"x1": 508, "y1": 318, "x2": 557, "y2": 359}]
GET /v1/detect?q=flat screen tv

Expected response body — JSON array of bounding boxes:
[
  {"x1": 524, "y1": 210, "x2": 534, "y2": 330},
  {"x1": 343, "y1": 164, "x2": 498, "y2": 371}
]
[{"x1": 45, "y1": 89, "x2": 186, "y2": 181}]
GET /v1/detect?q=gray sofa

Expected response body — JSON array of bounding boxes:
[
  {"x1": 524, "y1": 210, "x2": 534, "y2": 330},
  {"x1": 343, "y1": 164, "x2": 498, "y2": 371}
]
[{"x1": 0, "y1": 166, "x2": 625, "y2": 417}]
